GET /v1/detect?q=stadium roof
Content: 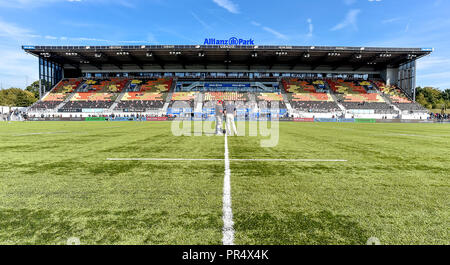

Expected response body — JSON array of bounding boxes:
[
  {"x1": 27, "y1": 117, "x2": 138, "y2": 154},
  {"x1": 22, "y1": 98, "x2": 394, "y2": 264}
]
[{"x1": 22, "y1": 45, "x2": 432, "y2": 72}]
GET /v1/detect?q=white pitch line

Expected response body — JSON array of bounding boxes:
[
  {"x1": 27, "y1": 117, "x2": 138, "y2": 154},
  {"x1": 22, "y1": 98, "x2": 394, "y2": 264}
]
[
  {"x1": 106, "y1": 158, "x2": 347, "y2": 162},
  {"x1": 107, "y1": 158, "x2": 224, "y2": 161},
  {"x1": 13, "y1": 131, "x2": 69, "y2": 137},
  {"x1": 232, "y1": 159, "x2": 347, "y2": 162},
  {"x1": 222, "y1": 132, "x2": 234, "y2": 245}
]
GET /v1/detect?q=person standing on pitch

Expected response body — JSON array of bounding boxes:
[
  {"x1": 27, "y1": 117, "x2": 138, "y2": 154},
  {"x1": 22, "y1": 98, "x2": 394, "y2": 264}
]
[
  {"x1": 215, "y1": 100, "x2": 224, "y2": 135},
  {"x1": 224, "y1": 101, "x2": 238, "y2": 136}
]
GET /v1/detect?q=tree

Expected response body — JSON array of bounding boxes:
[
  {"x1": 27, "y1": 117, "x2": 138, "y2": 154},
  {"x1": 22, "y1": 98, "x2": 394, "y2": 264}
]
[
  {"x1": 442, "y1": 89, "x2": 450, "y2": 101},
  {"x1": 26, "y1": 80, "x2": 40, "y2": 99},
  {"x1": 415, "y1": 86, "x2": 450, "y2": 111},
  {"x1": 0, "y1": 88, "x2": 37, "y2": 107}
]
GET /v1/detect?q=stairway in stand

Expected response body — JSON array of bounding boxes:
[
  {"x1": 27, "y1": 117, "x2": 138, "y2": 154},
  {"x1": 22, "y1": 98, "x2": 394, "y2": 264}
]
[{"x1": 325, "y1": 80, "x2": 346, "y2": 112}]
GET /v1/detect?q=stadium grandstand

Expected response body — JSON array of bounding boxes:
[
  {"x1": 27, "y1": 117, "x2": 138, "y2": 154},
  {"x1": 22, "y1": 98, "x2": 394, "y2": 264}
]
[{"x1": 23, "y1": 45, "x2": 432, "y2": 120}]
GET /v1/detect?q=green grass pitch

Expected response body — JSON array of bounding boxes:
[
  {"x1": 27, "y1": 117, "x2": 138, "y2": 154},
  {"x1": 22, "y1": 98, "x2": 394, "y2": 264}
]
[{"x1": 0, "y1": 121, "x2": 448, "y2": 245}]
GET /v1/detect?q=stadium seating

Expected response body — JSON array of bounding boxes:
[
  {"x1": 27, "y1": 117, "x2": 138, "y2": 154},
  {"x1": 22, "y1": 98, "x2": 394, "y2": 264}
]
[
  {"x1": 116, "y1": 101, "x2": 164, "y2": 111},
  {"x1": 283, "y1": 78, "x2": 340, "y2": 112},
  {"x1": 291, "y1": 93, "x2": 333, "y2": 102},
  {"x1": 257, "y1": 93, "x2": 283, "y2": 101},
  {"x1": 28, "y1": 78, "x2": 83, "y2": 110},
  {"x1": 121, "y1": 92, "x2": 164, "y2": 101},
  {"x1": 203, "y1": 92, "x2": 248, "y2": 101},
  {"x1": 283, "y1": 79, "x2": 324, "y2": 93},
  {"x1": 374, "y1": 81, "x2": 427, "y2": 112},
  {"x1": 127, "y1": 78, "x2": 172, "y2": 92},
  {"x1": 52, "y1": 78, "x2": 82, "y2": 94},
  {"x1": 58, "y1": 92, "x2": 117, "y2": 112},
  {"x1": 327, "y1": 79, "x2": 394, "y2": 113},
  {"x1": 42, "y1": 93, "x2": 66, "y2": 101},
  {"x1": 290, "y1": 101, "x2": 340, "y2": 113},
  {"x1": 77, "y1": 78, "x2": 129, "y2": 93},
  {"x1": 29, "y1": 101, "x2": 62, "y2": 110},
  {"x1": 374, "y1": 81, "x2": 411, "y2": 103},
  {"x1": 172, "y1": 92, "x2": 196, "y2": 101},
  {"x1": 29, "y1": 76, "x2": 426, "y2": 115},
  {"x1": 115, "y1": 92, "x2": 166, "y2": 112},
  {"x1": 60, "y1": 101, "x2": 114, "y2": 111},
  {"x1": 71, "y1": 92, "x2": 116, "y2": 101}
]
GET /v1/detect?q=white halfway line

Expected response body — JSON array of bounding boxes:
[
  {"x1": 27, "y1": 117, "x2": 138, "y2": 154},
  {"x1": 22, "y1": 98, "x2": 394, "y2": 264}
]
[
  {"x1": 222, "y1": 132, "x2": 234, "y2": 245},
  {"x1": 106, "y1": 158, "x2": 347, "y2": 162}
]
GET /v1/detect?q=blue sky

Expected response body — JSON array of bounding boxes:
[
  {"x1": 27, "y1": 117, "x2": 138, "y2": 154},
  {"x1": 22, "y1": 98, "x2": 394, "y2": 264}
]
[{"x1": 0, "y1": 0, "x2": 449, "y2": 89}]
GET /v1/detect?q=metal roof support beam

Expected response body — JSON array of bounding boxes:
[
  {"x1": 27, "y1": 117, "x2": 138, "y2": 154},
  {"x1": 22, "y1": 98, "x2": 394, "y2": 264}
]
[
  {"x1": 128, "y1": 54, "x2": 144, "y2": 70},
  {"x1": 151, "y1": 53, "x2": 165, "y2": 69},
  {"x1": 289, "y1": 52, "x2": 309, "y2": 70}
]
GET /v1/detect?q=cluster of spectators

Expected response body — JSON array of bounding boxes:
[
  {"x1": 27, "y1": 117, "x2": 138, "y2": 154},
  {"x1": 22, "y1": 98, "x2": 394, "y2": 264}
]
[
  {"x1": 430, "y1": 112, "x2": 449, "y2": 120},
  {"x1": 1, "y1": 110, "x2": 27, "y2": 121}
]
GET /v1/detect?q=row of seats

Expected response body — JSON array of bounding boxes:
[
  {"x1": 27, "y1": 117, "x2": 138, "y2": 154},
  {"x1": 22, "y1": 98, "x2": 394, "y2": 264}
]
[
  {"x1": 282, "y1": 79, "x2": 340, "y2": 112},
  {"x1": 52, "y1": 78, "x2": 82, "y2": 94},
  {"x1": 282, "y1": 79, "x2": 327, "y2": 93},
  {"x1": 290, "y1": 101, "x2": 341, "y2": 113},
  {"x1": 328, "y1": 80, "x2": 371, "y2": 94},
  {"x1": 257, "y1": 93, "x2": 283, "y2": 101},
  {"x1": 327, "y1": 80, "x2": 391, "y2": 112},
  {"x1": 374, "y1": 81, "x2": 412, "y2": 103},
  {"x1": 127, "y1": 78, "x2": 172, "y2": 93},
  {"x1": 172, "y1": 92, "x2": 196, "y2": 101},
  {"x1": 115, "y1": 101, "x2": 164, "y2": 111},
  {"x1": 71, "y1": 93, "x2": 117, "y2": 102},
  {"x1": 291, "y1": 93, "x2": 333, "y2": 102},
  {"x1": 342, "y1": 94, "x2": 385, "y2": 103},
  {"x1": 78, "y1": 78, "x2": 129, "y2": 93},
  {"x1": 121, "y1": 92, "x2": 165, "y2": 101},
  {"x1": 29, "y1": 101, "x2": 61, "y2": 110},
  {"x1": 203, "y1": 92, "x2": 248, "y2": 101},
  {"x1": 60, "y1": 101, "x2": 115, "y2": 111}
]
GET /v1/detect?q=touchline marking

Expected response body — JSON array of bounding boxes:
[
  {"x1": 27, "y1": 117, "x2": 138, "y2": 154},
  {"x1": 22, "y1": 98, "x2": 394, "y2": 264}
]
[
  {"x1": 106, "y1": 158, "x2": 347, "y2": 162},
  {"x1": 222, "y1": 132, "x2": 234, "y2": 245}
]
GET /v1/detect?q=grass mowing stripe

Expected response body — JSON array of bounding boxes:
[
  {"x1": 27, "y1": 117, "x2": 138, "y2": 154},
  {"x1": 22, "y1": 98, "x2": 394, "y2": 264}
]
[{"x1": 222, "y1": 132, "x2": 234, "y2": 245}]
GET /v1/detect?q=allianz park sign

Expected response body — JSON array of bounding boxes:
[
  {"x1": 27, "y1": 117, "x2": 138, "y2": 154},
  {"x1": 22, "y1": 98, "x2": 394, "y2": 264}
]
[{"x1": 203, "y1": 37, "x2": 255, "y2": 46}]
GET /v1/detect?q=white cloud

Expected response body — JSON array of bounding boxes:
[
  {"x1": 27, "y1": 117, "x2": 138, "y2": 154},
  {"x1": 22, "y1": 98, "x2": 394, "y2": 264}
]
[
  {"x1": 331, "y1": 9, "x2": 361, "y2": 31},
  {"x1": 382, "y1": 17, "x2": 403, "y2": 24},
  {"x1": 191, "y1": 12, "x2": 212, "y2": 31},
  {"x1": 262, "y1": 26, "x2": 287, "y2": 40},
  {"x1": 307, "y1": 18, "x2": 314, "y2": 38},
  {"x1": 344, "y1": 0, "x2": 356, "y2": 5},
  {"x1": 417, "y1": 57, "x2": 450, "y2": 71},
  {"x1": 0, "y1": 19, "x2": 32, "y2": 38},
  {"x1": 250, "y1": 20, "x2": 287, "y2": 40},
  {"x1": 212, "y1": 0, "x2": 239, "y2": 14}
]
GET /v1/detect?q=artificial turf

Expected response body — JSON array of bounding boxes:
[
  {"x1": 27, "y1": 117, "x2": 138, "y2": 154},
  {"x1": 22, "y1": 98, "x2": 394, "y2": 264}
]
[{"x1": 0, "y1": 121, "x2": 448, "y2": 245}]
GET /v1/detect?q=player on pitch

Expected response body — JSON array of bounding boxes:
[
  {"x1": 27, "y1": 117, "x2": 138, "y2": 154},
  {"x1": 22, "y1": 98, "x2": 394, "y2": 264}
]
[
  {"x1": 215, "y1": 100, "x2": 224, "y2": 135},
  {"x1": 224, "y1": 101, "x2": 238, "y2": 136}
]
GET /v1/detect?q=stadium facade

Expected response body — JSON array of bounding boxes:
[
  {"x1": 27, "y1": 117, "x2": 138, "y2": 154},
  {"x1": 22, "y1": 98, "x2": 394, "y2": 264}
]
[{"x1": 22, "y1": 44, "x2": 432, "y2": 120}]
